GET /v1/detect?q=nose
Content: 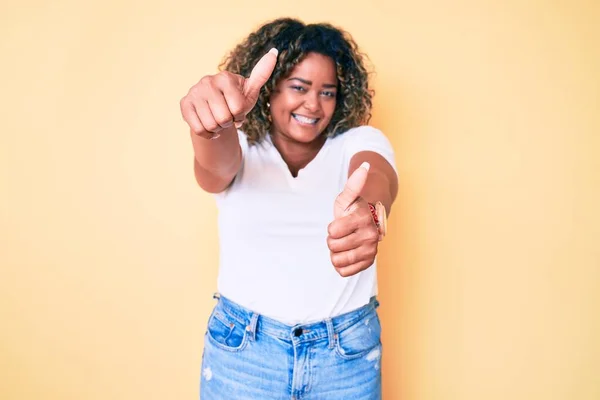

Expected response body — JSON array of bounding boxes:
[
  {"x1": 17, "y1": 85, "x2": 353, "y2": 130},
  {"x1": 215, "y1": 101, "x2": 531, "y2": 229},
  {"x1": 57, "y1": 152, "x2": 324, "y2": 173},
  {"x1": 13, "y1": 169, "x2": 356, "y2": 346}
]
[{"x1": 302, "y1": 91, "x2": 322, "y2": 114}]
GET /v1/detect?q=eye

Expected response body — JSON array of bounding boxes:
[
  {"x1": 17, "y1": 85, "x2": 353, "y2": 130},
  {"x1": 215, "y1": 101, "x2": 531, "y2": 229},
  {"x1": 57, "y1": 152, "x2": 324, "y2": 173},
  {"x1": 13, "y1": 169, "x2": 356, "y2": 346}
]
[
  {"x1": 290, "y1": 85, "x2": 307, "y2": 92},
  {"x1": 321, "y1": 91, "x2": 336, "y2": 98}
]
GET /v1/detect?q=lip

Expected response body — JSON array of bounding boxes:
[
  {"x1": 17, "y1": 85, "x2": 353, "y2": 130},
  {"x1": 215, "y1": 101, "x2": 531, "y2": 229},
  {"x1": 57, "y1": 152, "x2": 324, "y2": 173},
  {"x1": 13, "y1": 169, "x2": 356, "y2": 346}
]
[{"x1": 292, "y1": 113, "x2": 320, "y2": 125}]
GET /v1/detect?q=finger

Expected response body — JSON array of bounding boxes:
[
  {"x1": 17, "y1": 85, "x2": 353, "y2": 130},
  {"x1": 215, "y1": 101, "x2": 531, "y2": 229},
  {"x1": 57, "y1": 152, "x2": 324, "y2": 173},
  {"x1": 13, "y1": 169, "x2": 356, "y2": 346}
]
[
  {"x1": 327, "y1": 213, "x2": 360, "y2": 239},
  {"x1": 328, "y1": 222, "x2": 379, "y2": 252},
  {"x1": 330, "y1": 248, "x2": 358, "y2": 270},
  {"x1": 195, "y1": 100, "x2": 221, "y2": 133},
  {"x1": 219, "y1": 81, "x2": 248, "y2": 124},
  {"x1": 334, "y1": 162, "x2": 370, "y2": 218},
  {"x1": 331, "y1": 245, "x2": 377, "y2": 270},
  {"x1": 243, "y1": 48, "x2": 278, "y2": 102},
  {"x1": 327, "y1": 231, "x2": 361, "y2": 253},
  {"x1": 206, "y1": 88, "x2": 234, "y2": 129},
  {"x1": 334, "y1": 260, "x2": 373, "y2": 278},
  {"x1": 330, "y1": 247, "x2": 375, "y2": 273},
  {"x1": 180, "y1": 98, "x2": 204, "y2": 135}
]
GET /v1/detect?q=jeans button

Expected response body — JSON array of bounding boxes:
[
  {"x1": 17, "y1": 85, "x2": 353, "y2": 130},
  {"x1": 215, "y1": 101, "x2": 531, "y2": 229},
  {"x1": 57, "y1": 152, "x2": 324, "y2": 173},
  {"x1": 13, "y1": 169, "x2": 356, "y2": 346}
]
[{"x1": 293, "y1": 328, "x2": 303, "y2": 337}]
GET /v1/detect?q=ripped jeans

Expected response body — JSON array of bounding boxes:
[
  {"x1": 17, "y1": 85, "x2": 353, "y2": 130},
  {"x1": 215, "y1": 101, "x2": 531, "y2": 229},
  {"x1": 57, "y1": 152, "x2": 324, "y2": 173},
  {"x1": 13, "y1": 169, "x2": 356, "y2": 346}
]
[{"x1": 200, "y1": 294, "x2": 382, "y2": 400}]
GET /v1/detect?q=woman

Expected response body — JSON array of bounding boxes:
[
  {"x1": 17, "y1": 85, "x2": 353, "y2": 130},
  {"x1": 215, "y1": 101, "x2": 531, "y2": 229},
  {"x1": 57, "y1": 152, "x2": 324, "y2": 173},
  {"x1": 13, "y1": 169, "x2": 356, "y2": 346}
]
[{"x1": 180, "y1": 17, "x2": 398, "y2": 399}]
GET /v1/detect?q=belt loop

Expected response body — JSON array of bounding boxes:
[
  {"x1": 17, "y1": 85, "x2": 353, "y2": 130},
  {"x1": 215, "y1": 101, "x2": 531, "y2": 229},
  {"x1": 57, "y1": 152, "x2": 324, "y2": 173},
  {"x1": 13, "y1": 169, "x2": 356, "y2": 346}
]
[
  {"x1": 247, "y1": 313, "x2": 259, "y2": 342},
  {"x1": 372, "y1": 296, "x2": 380, "y2": 309},
  {"x1": 325, "y1": 318, "x2": 335, "y2": 349},
  {"x1": 212, "y1": 292, "x2": 221, "y2": 300}
]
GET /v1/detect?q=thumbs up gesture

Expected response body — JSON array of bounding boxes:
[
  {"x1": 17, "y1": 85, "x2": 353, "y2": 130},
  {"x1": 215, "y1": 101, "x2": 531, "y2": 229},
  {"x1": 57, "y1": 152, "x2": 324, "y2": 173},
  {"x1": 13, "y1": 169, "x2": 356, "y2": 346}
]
[
  {"x1": 327, "y1": 162, "x2": 381, "y2": 277},
  {"x1": 180, "y1": 48, "x2": 278, "y2": 138}
]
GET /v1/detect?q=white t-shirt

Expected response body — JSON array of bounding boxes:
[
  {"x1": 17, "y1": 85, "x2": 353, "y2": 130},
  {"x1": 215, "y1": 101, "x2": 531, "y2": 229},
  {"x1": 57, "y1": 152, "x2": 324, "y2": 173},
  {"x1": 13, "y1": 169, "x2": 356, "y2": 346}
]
[{"x1": 214, "y1": 125, "x2": 397, "y2": 325}]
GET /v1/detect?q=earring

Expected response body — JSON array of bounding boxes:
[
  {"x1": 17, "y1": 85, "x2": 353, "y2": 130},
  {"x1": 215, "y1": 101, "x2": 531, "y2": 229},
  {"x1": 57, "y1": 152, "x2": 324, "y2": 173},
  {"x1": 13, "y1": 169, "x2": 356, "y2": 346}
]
[{"x1": 267, "y1": 102, "x2": 270, "y2": 108}]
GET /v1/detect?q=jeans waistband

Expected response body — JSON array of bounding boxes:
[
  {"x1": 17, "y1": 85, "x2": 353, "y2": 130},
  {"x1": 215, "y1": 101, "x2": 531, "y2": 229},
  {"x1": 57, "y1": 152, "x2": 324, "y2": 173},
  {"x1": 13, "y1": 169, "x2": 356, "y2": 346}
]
[{"x1": 211, "y1": 293, "x2": 380, "y2": 344}]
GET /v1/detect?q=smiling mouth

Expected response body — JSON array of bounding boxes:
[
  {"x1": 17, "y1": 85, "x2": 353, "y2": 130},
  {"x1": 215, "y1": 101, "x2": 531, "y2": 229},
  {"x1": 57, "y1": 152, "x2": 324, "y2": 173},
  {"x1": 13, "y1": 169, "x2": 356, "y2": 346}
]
[{"x1": 292, "y1": 113, "x2": 320, "y2": 125}]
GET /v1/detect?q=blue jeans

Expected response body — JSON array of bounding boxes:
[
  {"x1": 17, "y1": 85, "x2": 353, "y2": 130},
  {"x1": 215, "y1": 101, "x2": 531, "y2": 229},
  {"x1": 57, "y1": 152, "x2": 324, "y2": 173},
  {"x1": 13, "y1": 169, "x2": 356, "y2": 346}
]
[{"x1": 200, "y1": 294, "x2": 382, "y2": 399}]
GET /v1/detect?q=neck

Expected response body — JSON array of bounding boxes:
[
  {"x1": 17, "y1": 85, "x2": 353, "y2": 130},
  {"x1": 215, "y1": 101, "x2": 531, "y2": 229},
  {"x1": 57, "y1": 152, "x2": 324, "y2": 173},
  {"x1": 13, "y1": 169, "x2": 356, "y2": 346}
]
[{"x1": 270, "y1": 132, "x2": 326, "y2": 177}]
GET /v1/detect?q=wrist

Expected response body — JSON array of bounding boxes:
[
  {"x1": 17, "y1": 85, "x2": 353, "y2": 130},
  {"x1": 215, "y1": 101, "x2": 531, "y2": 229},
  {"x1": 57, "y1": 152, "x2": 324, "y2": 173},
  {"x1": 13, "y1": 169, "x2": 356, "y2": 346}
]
[
  {"x1": 197, "y1": 131, "x2": 221, "y2": 140},
  {"x1": 190, "y1": 127, "x2": 222, "y2": 140}
]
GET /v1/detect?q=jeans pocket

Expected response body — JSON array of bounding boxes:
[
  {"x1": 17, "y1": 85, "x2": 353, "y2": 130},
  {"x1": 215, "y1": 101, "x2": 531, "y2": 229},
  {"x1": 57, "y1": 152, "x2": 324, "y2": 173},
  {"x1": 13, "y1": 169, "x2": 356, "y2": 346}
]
[
  {"x1": 335, "y1": 311, "x2": 382, "y2": 360},
  {"x1": 205, "y1": 307, "x2": 249, "y2": 352}
]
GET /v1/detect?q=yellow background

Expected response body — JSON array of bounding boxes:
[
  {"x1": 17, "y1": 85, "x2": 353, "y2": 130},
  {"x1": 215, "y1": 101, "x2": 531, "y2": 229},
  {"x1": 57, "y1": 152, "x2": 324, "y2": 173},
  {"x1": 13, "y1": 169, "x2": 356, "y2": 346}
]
[{"x1": 1, "y1": 0, "x2": 599, "y2": 399}]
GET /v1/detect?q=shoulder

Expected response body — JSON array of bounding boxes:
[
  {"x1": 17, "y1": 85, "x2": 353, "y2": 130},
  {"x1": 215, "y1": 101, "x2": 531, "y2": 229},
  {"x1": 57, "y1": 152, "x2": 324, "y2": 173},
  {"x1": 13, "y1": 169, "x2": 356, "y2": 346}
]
[
  {"x1": 338, "y1": 125, "x2": 386, "y2": 139},
  {"x1": 335, "y1": 125, "x2": 398, "y2": 174},
  {"x1": 236, "y1": 129, "x2": 249, "y2": 152},
  {"x1": 236, "y1": 129, "x2": 273, "y2": 154},
  {"x1": 334, "y1": 125, "x2": 394, "y2": 150},
  {"x1": 331, "y1": 125, "x2": 392, "y2": 148}
]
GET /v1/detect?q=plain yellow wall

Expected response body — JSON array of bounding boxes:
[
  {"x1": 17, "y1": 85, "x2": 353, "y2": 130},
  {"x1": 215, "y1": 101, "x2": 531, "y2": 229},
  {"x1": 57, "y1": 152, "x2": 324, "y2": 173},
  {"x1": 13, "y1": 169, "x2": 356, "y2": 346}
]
[{"x1": 1, "y1": 0, "x2": 599, "y2": 399}]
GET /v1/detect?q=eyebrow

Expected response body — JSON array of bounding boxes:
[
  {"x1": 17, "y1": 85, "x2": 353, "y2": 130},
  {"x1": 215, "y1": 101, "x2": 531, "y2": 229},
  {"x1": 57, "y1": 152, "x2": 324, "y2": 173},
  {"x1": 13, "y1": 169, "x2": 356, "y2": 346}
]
[{"x1": 287, "y1": 77, "x2": 337, "y2": 89}]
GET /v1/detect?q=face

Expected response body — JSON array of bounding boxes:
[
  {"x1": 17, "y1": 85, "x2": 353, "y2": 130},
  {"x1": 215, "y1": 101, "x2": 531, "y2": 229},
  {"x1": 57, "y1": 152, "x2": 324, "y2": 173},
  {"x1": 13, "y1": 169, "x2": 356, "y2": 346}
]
[{"x1": 269, "y1": 52, "x2": 338, "y2": 144}]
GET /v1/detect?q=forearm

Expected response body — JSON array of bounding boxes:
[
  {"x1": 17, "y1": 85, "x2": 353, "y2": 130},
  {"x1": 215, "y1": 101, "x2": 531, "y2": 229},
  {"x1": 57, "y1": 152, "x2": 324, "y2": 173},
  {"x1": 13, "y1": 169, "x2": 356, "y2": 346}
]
[
  {"x1": 361, "y1": 170, "x2": 394, "y2": 214},
  {"x1": 190, "y1": 126, "x2": 241, "y2": 177},
  {"x1": 349, "y1": 151, "x2": 398, "y2": 215}
]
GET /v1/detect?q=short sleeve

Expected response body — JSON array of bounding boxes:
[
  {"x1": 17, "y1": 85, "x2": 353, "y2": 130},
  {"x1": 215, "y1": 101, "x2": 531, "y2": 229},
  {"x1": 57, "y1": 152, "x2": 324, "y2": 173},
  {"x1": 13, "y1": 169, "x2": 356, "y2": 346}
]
[{"x1": 342, "y1": 125, "x2": 398, "y2": 176}]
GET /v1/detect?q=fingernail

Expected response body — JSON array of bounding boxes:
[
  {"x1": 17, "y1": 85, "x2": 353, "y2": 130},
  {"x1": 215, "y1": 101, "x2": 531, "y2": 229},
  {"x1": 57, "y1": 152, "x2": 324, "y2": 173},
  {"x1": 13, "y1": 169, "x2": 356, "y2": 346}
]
[
  {"x1": 360, "y1": 161, "x2": 370, "y2": 172},
  {"x1": 269, "y1": 48, "x2": 278, "y2": 56}
]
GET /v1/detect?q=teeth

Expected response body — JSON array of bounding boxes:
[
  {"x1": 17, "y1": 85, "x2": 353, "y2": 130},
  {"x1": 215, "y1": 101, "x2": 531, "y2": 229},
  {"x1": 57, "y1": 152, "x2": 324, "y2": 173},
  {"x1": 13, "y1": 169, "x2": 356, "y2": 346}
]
[{"x1": 293, "y1": 114, "x2": 318, "y2": 124}]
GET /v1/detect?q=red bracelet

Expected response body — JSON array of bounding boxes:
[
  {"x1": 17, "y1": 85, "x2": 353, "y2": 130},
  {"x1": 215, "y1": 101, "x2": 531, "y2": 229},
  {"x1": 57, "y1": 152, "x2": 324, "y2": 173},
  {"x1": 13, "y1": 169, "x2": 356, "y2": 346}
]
[
  {"x1": 368, "y1": 202, "x2": 387, "y2": 241},
  {"x1": 368, "y1": 203, "x2": 379, "y2": 226}
]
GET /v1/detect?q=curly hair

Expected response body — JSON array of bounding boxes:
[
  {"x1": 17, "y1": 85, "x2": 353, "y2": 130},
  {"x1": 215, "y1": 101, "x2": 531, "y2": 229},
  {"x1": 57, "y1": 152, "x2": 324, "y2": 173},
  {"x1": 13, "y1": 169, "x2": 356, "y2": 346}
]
[{"x1": 219, "y1": 18, "x2": 374, "y2": 145}]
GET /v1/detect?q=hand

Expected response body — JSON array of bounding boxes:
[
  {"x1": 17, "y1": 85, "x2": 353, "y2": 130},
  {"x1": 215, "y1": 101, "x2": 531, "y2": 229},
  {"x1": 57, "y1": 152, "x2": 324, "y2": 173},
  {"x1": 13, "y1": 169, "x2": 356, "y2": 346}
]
[
  {"x1": 180, "y1": 48, "x2": 278, "y2": 138},
  {"x1": 327, "y1": 162, "x2": 380, "y2": 277}
]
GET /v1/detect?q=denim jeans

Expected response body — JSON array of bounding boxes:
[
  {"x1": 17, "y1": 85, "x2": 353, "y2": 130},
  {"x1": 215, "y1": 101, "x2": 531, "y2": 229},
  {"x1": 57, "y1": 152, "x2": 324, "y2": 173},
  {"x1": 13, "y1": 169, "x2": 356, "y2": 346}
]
[{"x1": 200, "y1": 294, "x2": 382, "y2": 399}]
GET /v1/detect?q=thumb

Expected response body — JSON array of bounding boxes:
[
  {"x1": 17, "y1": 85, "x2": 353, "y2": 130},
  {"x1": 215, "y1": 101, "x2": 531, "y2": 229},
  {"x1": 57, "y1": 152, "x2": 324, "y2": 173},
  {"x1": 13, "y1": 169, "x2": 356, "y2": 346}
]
[
  {"x1": 334, "y1": 162, "x2": 370, "y2": 218},
  {"x1": 243, "y1": 48, "x2": 278, "y2": 103}
]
